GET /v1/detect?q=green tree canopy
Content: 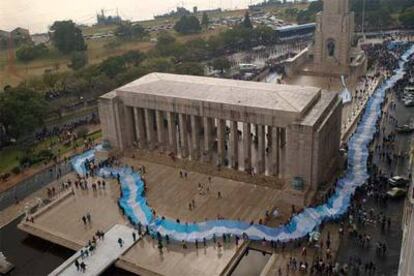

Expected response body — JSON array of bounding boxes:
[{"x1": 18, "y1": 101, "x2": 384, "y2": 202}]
[
  {"x1": 296, "y1": 0, "x2": 323, "y2": 24},
  {"x1": 155, "y1": 32, "x2": 186, "y2": 57},
  {"x1": 157, "y1": 31, "x2": 176, "y2": 46},
  {"x1": 242, "y1": 12, "x2": 253, "y2": 29},
  {"x1": 0, "y1": 88, "x2": 49, "y2": 139},
  {"x1": 115, "y1": 22, "x2": 148, "y2": 40},
  {"x1": 121, "y1": 50, "x2": 145, "y2": 66},
  {"x1": 50, "y1": 20, "x2": 87, "y2": 54},
  {"x1": 201, "y1": 12, "x2": 209, "y2": 29},
  {"x1": 100, "y1": 56, "x2": 126, "y2": 78},
  {"x1": 174, "y1": 15, "x2": 202, "y2": 34},
  {"x1": 142, "y1": 57, "x2": 174, "y2": 73},
  {"x1": 212, "y1": 57, "x2": 231, "y2": 73},
  {"x1": 16, "y1": 43, "x2": 48, "y2": 62},
  {"x1": 399, "y1": 9, "x2": 414, "y2": 28},
  {"x1": 69, "y1": 51, "x2": 88, "y2": 70},
  {"x1": 175, "y1": 62, "x2": 204, "y2": 75}
]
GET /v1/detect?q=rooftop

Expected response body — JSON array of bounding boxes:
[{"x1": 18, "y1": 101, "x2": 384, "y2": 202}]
[
  {"x1": 112, "y1": 72, "x2": 321, "y2": 115},
  {"x1": 274, "y1": 23, "x2": 316, "y2": 32}
]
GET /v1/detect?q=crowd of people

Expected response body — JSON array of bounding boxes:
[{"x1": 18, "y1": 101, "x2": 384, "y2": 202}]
[
  {"x1": 23, "y1": 39, "x2": 412, "y2": 275},
  {"x1": 271, "y1": 40, "x2": 414, "y2": 276},
  {"x1": 35, "y1": 113, "x2": 98, "y2": 143}
]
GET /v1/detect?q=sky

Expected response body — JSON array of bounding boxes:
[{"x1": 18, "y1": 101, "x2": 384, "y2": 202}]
[{"x1": 0, "y1": 0, "x2": 266, "y2": 33}]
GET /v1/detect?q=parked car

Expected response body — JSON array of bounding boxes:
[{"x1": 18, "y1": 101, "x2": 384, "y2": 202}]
[
  {"x1": 386, "y1": 187, "x2": 407, "y2": 198},
  {"x1": 396, "y1": 124, "x2": 414, "y2": 133},
  {"x1": 388, "y1": 176, "x2": 409, "y2": 187}
]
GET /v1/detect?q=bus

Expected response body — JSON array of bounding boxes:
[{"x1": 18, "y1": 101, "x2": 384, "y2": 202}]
[{"x1": 275, "y1": 23, "x2": 316, "y2": 42}]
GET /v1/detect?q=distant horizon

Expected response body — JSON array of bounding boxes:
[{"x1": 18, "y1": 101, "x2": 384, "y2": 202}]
[{"x1": 0, "y1": 0, "x2": 288, "y2": 34}]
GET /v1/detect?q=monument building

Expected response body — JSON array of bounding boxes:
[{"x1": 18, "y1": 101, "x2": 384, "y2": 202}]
[
  {"x1": 99, "y1": 73, "x2": 342, "y2": 191},
  {"x1": 285, "y1": 0, "x2": 367, "y2": 80}
]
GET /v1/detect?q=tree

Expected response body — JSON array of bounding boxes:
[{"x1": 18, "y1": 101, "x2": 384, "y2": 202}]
[
  {"x1": 90, "y1": 74, "x2": 117, "y2": 96},
  {"x1": 175, "y1": 62, "x2": 204, "y2": 75},
  {"x1": 366, "y1": 8, "x2": 393, "y2": 30},
  {"x1": 0, "y1": 87, "x2": 49, "y2": 139},
  {"x1": 255, "y1": 25, "x2": 276, "y2": 45},
  {"x1": 155, "y1": 32, "x2": 186, "y2": 58},
  {"x1": 242, "y1": 12, "x2": 253, "y2": 29},
  {"x1": 16, "y1": 43, "x2": 48, "y2": 62},
  {"x1": 399, "y1": 10, "x2": 414, "y2": 28},
  {"x1": 69, "y1": 51, "x2": 88, "y2": 70},
  {"x1": 157, "y1": 31, "x2": 176, "y2": 46},
  {"x1": 296, "y1": 0, "x2": 322, "y2": 24},
  {"x1": 63, "y1": 76, "x2": 89, "y2": 96},
  {"x1": 182, "y1": 39, "x2": 210, "y2": 61},
  {"x1": 174, "y1": 15, "x2": 202, "y2": 34},
  {"x1": 50, "y1": 21, "x2": 87, "y2": 54},
  {"x1": 115, "y1": 22, "x2": 147, "y2": 40},
  {"x1": 212, "y1": 57, "x2": 231, "y2": 73},
  {"x1": 201, "y1": 12, "x2": 209, "y2": 29},
  {"x1": 142, "y1": 57, "x2": 174, "y2": 73},
  {"x1": 100, "y1": 56, "x2": 126, "y2": 78},
  {"x1": 122, "y1": 50, "x2": 145, "y2": 66}
]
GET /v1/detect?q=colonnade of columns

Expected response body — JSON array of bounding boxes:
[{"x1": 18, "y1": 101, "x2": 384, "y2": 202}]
[{"x1": 129, "y1": 106, "x2": 286, "y2": 177}]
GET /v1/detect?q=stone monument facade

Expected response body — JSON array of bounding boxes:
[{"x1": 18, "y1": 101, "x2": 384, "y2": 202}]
[
  {"x1": 99, "y1": 73, "x2": 343, "y2": 191},
  {"x1": 313, "y1": 0, "x2": 354, "y2": 69},
  {"x1": 288, "y1": 0, "x2": 367, "y2": 79}
]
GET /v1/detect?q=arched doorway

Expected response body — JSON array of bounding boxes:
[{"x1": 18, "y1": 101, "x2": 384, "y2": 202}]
[{"x1": 326, "y1": 38, "x2": 336, "y2": 57}]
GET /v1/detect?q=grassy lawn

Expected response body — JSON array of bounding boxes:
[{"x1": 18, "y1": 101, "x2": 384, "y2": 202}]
[
  {"x1": 0, "y1": 39, "x2": 152, "y2": 87},
  {"x1": 0, "y1": 3, "x2": 309, "y2": 89},
  {"x1": 0, "y1": 146, "x2": 24, "y2": 173},
  {"x1": 0, "y1": 130, "x2": 102, "y2": 174},
  {"x1": 0, "y1": 24, "x2": 226, "y2": 88}
]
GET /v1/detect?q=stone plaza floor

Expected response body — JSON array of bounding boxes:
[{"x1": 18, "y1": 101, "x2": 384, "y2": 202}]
[
  {"x1": 119, "y1": 236, "x2": 240, "y2": 276},
  {"x1": 124, "y1": 158, "x2": 289, "y2": 224},
  {"x1": 17, "y1": 158, "x2": 294, "y2": 275}
]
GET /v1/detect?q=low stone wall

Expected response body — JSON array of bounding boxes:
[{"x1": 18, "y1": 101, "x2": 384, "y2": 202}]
[
  {"x1": 283, "y1": 48, "x2": 309, "y2": 77},
  {"x1": 115, "y1": 258, "x2": 167, "y2": 276},
  {"x1": 341, "y1": 75, "x2": 384, "y2": 142},
  {"x1": 17, "y1": 190, "x2": 83, "y2": 251}
]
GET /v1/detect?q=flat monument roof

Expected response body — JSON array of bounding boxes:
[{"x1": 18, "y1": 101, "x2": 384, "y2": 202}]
[{"x1": 112, "y1": 73, "x2": 321, "y2": 115}]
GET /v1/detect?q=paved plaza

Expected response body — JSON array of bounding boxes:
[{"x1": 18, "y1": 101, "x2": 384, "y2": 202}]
[
  {"x1": 124, "y1": 158, "x2": 290, "y2": 224},
  {"x1": 17, "y1": 158, "x2": 294, "y2": 275},
  {"x1": 19, "y1": 179, "x2": 127, "y2": 250},
  {"x1": 119, "y1": 236, "x2": 239, "y2": 276}
]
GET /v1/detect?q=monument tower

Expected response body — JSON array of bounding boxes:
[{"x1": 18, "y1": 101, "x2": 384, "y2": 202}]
[
  {"x1": 284, "y1": 0, "x2": 366, "y2": 81},
  {"x1": 313, "y1": 0, "x2": 354, "y2": 69}
]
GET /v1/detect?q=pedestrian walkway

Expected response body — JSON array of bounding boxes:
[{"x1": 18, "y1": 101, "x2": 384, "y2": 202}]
[{"x1": 49, "y1": 224, "x2": 137, "y2": 276}]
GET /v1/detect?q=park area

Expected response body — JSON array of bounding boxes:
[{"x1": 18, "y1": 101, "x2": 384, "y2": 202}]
[{"x1": 0, "y1": 127, "x2": 101, "y2": 190}]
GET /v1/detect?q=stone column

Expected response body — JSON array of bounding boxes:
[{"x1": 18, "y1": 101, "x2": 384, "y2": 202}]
[
  {"x1": 229, "y1": 121, "x2": 239, "y2": 169},
  {"x1": 243, "y1": 122, "x2": 252, "y2": 171},
  {"x1": 167, "y1": 112, "x2": 177, "y2": 154},
  {"x1": 156, "y1": 110, "x2": 164, "y2": 151},
  {"x1": 144, "y1": 109, "x2": 155, "y2": 150},
  {"x1": 271, "y1": 127, "x2": 280, "y2": 176},
  {"x1": 279, "y1": 128, "x2": 286, "y2": 177},
  {"x1": 179, "y1": 113, "x2": 188, "y2": 158},
  {"x1": 133, "y1": 107, "x2": 146, "y2": 149},
  {"x1": 190, "y1": 115, "x2": 200, "y2": 160},
  {"x1": 217, "y1": 119, "x2": 226, "y2": 166},
  {"x1": 257, "y1": 125, "x2": 265, "y2": 174},
  {"x1": 203, "y1": 117, "x2": 214, "y2": 162}
]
